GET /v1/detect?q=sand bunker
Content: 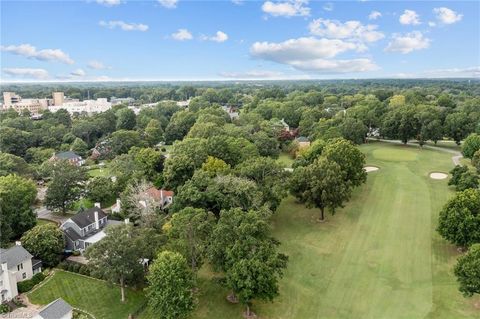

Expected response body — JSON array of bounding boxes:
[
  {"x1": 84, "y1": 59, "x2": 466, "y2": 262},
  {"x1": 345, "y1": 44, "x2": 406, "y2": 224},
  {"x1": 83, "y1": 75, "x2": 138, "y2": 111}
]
[
  {"x1": 430, "y1": 172, "x2": 448, "y2": 180},
  {"x1": 364, "y1": 166, "x2": 379, "y2": 172}
]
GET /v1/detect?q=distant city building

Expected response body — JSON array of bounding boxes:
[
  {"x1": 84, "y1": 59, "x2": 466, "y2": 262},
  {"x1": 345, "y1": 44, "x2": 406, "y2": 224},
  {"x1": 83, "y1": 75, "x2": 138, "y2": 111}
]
[
  {"x1": 177, "y1": 99, "x2": 190, "y2": 107},
  {"x1": 48, "y1": 98, "x2": 111, "y2": 115},
  {"x1": 110, "y1": 97, "x2": 135, "y2": 106},
  {"x1": 2, "y1": 91, "x2": 112, "y2": 116},
  {"x1": 2, "y1": 91, "x2": 53, "y2": 115}
]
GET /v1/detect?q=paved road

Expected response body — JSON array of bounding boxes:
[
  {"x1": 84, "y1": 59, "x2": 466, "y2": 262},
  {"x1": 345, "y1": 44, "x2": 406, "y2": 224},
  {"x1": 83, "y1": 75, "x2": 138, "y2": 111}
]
[{"x1": 368, "y1": 138, "x2": 463, "y2": 166}]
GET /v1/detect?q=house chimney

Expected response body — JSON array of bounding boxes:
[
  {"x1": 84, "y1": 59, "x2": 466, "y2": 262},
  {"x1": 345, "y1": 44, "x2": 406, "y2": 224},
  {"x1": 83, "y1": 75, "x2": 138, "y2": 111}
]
[
  {"x1": 15, "y1": 241, "x2": 21, "y2": 246},
  {"x1": 94, "y1": 211, "x2": 99, "y2": 230},
  {"x1": 94, "y1": 202, "x2": 101, "y2": 208}
]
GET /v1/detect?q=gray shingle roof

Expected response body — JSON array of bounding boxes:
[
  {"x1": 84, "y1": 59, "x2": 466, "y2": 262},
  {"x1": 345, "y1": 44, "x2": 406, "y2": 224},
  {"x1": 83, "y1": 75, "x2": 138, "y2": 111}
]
[
  {"x1": 0, "y1": 245, "x2": 33, "y2": 269},
  {"x1": 296, "y1": 136, "x2": 310, "y2": 142},
  {"x1": 38, "y1": 298, "x2": 73, "y2": 319},
  {"x1": 55, "y1": 151, "x2": 81, "y2": 160},
  {"x1": 71, "y1": 207, "x2": 106, "y2": 229}
]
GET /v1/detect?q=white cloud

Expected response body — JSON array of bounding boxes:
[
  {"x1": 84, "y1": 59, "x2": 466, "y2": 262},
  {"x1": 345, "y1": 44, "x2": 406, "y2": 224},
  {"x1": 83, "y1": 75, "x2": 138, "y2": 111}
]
[
  {"x1": 231, "y1": 0, "x2": 244, "y2": 4},
  {"x1": 399, "y1": 9, "x2": 421, "y2": 25},
  {"x1": 219, "y1": 70, "x2": 284, "y2": 79},
  {"x1": 87, "y1": 60, "x2": 108, "y2": 70},
  {"x1": 288, "y1": 58, "x2": 378, "y2": 73},
  {"x1": 158, "y1": 0, "x2": 178, "y2": 9},
  {"x1": 1, "y1": 44, "x2": 74, "y2": 64},
  {"x1": 309, "y1": 19, "x2": 384, "y2": 43},
  {"x1": 70, "y1": 69, "x2": 86, "y2": 77},
  {"x1": 3, "y1": 68, "x2": 49, "y2": 79},
  {"x1": 171, "y1": 29, "x2": 193, "y2": 41},
  {"x1": 96, "y1": 0, "x2": 121, "y2": 6},
  {"x1": 392, "y1": 67, "x2": 480, "y2": 78},
  {"x1": 433, "y1": 7, "x2": 463, "y2": 24},
  {"x1": 368, "y1": 11, "x2": 382, "y2": 20},
  {"x1": 251, "y1": 37, "x2": 358, "y2": 61},
  {"x1": 323, "y1": 2, "x2": 333, "y2": 11},
  {"x1": 201, "y1": 31, "x2": 229, "y2": 42},
  {"x1": 428, "y1": 21, "x2": 436, "y2": 27},
  {"x1": 250, "y1": 37, "x2": 377, "y2": 73},
  {"x1": 99, "y1": 20, "x2": 149, "y2": 31},
  {"x1": 262, "y1": 0, "x2": 310, "y2": 17},
  {"x1": 385, "y1": 31, "x2": 430, "y2": 54}
]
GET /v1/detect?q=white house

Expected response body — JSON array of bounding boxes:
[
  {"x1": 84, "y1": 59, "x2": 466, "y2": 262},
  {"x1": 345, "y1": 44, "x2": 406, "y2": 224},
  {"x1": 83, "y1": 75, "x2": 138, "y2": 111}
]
[{"x1": 0, "y1": 243, "x2": 42, "y2": 302}]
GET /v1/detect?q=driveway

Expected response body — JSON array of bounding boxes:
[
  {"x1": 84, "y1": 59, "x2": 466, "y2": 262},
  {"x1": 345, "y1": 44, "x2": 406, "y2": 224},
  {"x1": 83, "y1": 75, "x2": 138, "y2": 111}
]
[{"x1": 35, "y1": 207, "x2": 68, "y2": 224}]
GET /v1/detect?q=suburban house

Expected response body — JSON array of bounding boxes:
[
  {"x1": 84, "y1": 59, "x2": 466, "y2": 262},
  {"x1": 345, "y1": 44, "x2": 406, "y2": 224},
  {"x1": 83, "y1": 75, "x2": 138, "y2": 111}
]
[
  {"x1": 296, "y1": 136, "x2": 311, "y2": 148},
  {"x1": 33, "y1": 298, "x2": 73, "y2": 319},
  {"x1": 141, "y1": 187, "x2": 174, "y2": 210},
  {"x1": 50, "y1": 151, "x2": 85, "y2": 166},
  {"x1": 111, "y1": 187, "x2": 174, "y2": 214},
  {"x1": 60, "y1": 206, "x2": 109, "y2": 253},
  {"x1": 0, "y1": 243, "x2": 42, "y2": 302}
]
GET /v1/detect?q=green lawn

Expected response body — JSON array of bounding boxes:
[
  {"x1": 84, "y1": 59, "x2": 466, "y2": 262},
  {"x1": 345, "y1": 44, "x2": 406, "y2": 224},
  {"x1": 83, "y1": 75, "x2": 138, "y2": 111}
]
[
  {"x1": 277, "y1": 152, "x2": 294, "y2": 168},
  {"x1": 160, "y1": 141, "x2": 478, "y2": 319},
  {"x1": 88, "y1": 166, "x2": 111, "y2": 178},
  {"x1": 37, "y1": 219, "x2": 58, "y2": 226},
  {"x1": 28, "y1": 270, "x2": 146, "y2": 319}
]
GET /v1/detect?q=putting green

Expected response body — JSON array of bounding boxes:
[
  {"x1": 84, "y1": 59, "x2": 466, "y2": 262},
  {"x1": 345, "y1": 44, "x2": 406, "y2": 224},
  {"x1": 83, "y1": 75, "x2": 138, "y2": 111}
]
[{"x1": 181, "y1": 142, "x2": 479, "y2": 319}]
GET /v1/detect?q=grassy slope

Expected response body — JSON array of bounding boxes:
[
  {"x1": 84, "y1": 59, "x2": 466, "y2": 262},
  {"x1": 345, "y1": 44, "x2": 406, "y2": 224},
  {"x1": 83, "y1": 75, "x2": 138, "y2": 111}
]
[
  {"x1": 28, "y1": 270, "x2": 146, "y2": 319},
  {"x1": 180, "y1": 141, "x2": 479, "y2": 319}
]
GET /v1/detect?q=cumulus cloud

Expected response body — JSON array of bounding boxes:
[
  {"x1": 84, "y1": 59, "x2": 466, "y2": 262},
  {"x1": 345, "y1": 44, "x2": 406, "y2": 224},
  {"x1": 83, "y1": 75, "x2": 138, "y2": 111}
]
[
  {"x1": 70, "y1": 69, "x2": 86, "y2": 77},
  {"x1": 399, "y1": 9, "x2": 421, "y2": 25},
  {"x1": 219, "y1": 70, "x2": 284, "y2": 79},
  {"x1": 3, "y1": 68, "x2": 49, "y2": 79},
  {"x1": 434, "y1": 7, "x2": 463, "y2": 24},
  {"x1": 0, "y1": 44, "x2": 74, "y2": 64},
  {"x1": 262, "y1": 0, "x2": 310, "y2": 17},
  {"x1": 171, "y1": 29, "x2": 193, "y2": 41},
  {"x1": 99, "y1": 20, "x2": 149, "y2": 31},
  {"x1": 250, "y1": 37, "x2": 377, "y2": 73},
  {"x1": 87, "y1": 60, "x2": 108, "y2": 70},
  {"x1": 96, "y1": 0, "x2": 121, "y2": 6},
  {"x1": 201, "y1": 31, "x2": 229, "y2": 42},
  {"x1": 309, "y1": 19, "x2": 384, "y2": 43},
  {"x1": 428, "y1": 21, "x2": 436, "y2": 27},
  {"x1": 158, "y1": 0, "x2": 178, "y2": 8},
  {"x1": 368, "y1": 11, "x2": 382, "y2": 20},
  {"x1": 385, "y1": 31, "x2": 430, "y2": 54}
]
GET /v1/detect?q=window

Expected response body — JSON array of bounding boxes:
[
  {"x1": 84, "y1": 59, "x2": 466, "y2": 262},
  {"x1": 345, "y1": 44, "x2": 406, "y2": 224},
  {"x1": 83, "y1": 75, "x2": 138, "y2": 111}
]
[
  {"x1": 17, "y1": 263, "x2": 23, "y2": 271},
  {"x1": 22, "y1": 273, "x2": 26, "y2": 279}
]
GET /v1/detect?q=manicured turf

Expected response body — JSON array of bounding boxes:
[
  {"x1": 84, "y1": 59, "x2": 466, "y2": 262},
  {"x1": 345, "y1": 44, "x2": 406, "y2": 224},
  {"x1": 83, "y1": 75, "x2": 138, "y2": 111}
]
[
  {"x1": 178, "y1": 141, "x2": 479, "y2": 319},
  {"x1": 28, "y1": 270, "x2": 146, "y2": 319},
  {"x1": 277, "y1": 152, "x2": 295, "y2": 168},
  {"x1": 88, "y1": 167, "x2": 111, "y2": 178}
]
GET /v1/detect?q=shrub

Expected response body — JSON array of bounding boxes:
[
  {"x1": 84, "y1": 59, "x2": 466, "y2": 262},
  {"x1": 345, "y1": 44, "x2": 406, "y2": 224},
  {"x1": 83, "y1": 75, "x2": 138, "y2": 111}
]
[
  {"x1": 0, "y1": 303, "x2": 10, "y2": 314},
  {"x1": 17, "y1": 273, "x2": 46, "y2": 293}
]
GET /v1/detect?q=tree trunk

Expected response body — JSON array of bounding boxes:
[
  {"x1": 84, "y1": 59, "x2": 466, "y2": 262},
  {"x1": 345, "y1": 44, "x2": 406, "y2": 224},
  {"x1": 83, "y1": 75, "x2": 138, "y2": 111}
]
[
  {"x1": 120, "y1": 276, "x2": 125, "y2": 303},
  {"x1": 246, "y1": 304, "x2": 250, "y2": 317},
  {"x1": 319, "y1": 207, "x2": 325, "y2": 221}
]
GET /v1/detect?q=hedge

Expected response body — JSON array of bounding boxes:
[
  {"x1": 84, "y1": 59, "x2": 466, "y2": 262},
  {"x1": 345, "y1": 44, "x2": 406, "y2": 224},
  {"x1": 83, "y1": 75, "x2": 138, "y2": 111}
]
[{"x1": 17, "y1": 272, "x2": 46, "y2": 293}]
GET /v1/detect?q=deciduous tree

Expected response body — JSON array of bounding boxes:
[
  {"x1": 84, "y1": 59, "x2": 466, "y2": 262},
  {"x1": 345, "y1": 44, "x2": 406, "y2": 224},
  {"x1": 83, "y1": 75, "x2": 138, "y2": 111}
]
[
  {"x1": 454, "y1": 244, "x2": 480, "y2": 297},
  {"x1": 21, "y1": 223, "x2": 64, "y2": 266},
  {"x1": 146, "y1": 251, "x2": 195, "y2": 319}
]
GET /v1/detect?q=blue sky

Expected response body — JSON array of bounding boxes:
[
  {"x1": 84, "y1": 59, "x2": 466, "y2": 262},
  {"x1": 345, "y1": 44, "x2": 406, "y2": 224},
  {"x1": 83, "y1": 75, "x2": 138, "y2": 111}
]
[{"x1": 1, "y1": 0, "x2": 479, "y2": 81}]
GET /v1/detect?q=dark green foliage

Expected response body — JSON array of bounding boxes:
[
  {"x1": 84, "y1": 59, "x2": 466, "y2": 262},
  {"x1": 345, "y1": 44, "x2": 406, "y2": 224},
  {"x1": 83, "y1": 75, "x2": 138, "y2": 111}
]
[
  {"x1": 454, "y1": 244, "x2": 480, "y2": 297},
  {"x1": 0, "y1": 174, "x2": 37, "y2": 246},
  {"x1": 462, "y1": 134, "x2": 480, "y2": 159},
  {"x1": 17, "y1": 272, "x2": 46, "y2": 293},
  {"x1": 437, "y1": 189, "x2": 480, "y2": 248}
]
